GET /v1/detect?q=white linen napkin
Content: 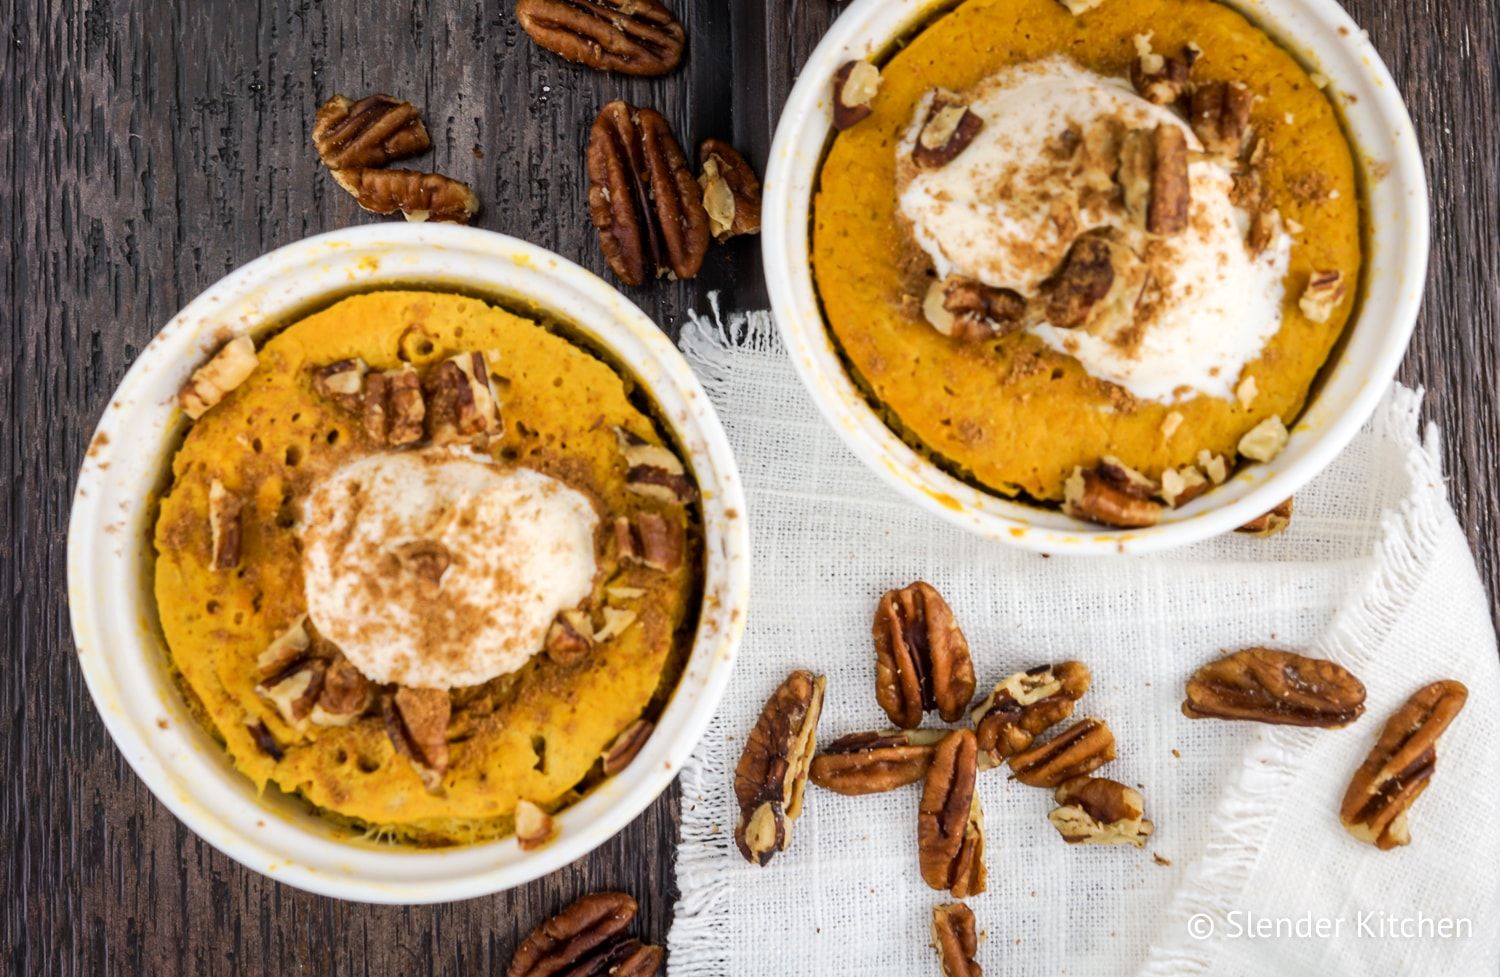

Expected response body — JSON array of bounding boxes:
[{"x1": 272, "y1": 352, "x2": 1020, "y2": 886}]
[{"x1": 666, "y1": 298, "x2": 1500, "y2": 977}]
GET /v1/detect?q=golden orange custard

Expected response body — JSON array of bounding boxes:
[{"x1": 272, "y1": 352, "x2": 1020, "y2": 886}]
[
  {"x1": 154, "y1": 291, "x2": 701, "y2": 845},
  {"x1": 814, "y1": 0, "x2": 1360, "y2": 511}
]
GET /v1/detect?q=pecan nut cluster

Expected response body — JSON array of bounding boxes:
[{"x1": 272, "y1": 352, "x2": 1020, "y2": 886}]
[
  {"x1": 971, "y1": 661, "x2": 1092, "y2": 767},
  {"x1": 873, "y1": 581, "x2": 977, "y2": 728},
  {"x1": 516, "y1": 0, "x2": 685, "y2": 76},
  {"x1": 1340, "y1": 680, "x2": 1467, "y2": 850},
  {"x1": 310, "y1": 350, "x2": 501, "y2": 449},
  {"x1": 1182, "y1": 647, "x2": 1367, "y2": 727},
  {"x1": 733, "y1": 669, "x2": 826, "y2": 866},
  {"x1": 918, "y1": 729, "x2": 987, "y2": 898},
  {"x1": 312, "y1": 93, "x2": 477, "y2": 224},
  {"x1": 587, "y1": 100, "x2": 711, "y2": 286},
  {"x1": 507, "y1": 892, "x2": 663, "y2": 977}
]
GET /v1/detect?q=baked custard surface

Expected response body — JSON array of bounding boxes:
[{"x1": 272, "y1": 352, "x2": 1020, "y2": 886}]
[
  {"x1": 812, "y1": 0, "x2": 1360, "y2": 501},
  {"x1": 153, "y1": 291, "x2": 698, "y2": 844}
]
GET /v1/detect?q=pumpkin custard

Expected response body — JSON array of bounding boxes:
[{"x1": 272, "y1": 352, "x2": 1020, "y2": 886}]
[
  {"x1": 154, "y1": 291, "x2": 701, "y2": 845},
  {"x1": 815, "y1": 0, "x2": 1360, "y2": 526}
]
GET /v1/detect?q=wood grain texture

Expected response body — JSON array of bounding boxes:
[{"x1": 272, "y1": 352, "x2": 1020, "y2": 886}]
[{"x1": 2, "y1": 0, "x2": 1495, "y2": 973}]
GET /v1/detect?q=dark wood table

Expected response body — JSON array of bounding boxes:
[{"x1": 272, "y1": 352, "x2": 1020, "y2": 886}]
[{"x1": 5, "y1": 0, "x2": 1496, "y2": 972}]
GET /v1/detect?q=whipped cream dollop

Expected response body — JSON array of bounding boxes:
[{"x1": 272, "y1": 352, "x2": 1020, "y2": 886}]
[
  {"x1": 300, "y1": 447, "x2": 598, "y2": 689},
  {"x1": 896, "y1": 56, "x2": 1290, "y2": 403}
]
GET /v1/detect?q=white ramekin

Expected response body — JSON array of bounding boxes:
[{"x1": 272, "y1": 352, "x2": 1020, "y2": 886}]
[
  {"x1": 763, "y1": 0, "x2": 1429, "y2": 555},
  {"x1": 67, "y1": 224, "x2": 749, "y2": 903}
]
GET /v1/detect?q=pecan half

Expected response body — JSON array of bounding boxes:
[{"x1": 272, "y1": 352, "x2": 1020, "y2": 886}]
[
  {"x1": 931, "y1": 903, "x2": 982, "y2": 977},
  {"x1": 1182, "y1": 647, "x2": 1366, "y2": 727},
  {"x1": 587, "y1": 100, "x2": 710, "y2": 285},
  {"x1": 972, "y1": 661, "x2": 1092, "y2": 767},
  {"x1": 808, "y1": 729, "x2": 947, "y2": 796},
  {"x1": 1007, "y1": 718, "x2": 1116, "y2": 788},
  {"x1": 1190, "y1": 81, "x2": 1252, "y2": 157},
  {"x1": 1236, "y1": 497, "x2": 1293, "y2": 537},
  {"x1": 207, "y1": 479, "x2": 244, "y2": 570},
  {"x1": 515, "y1": 799, "x2": 557, "y2": 850},
  {"x1": 1119, "y1": 124, "x2": 1190, "y2": 235},
  {"x1": 363, "y1": 365, "x2": 427, "y2": 446},
  {"x1": 925, "y1": 276, "x2": 1026, "y2": 341},
  {"x1": 873, "y1": 581, "x2": 977, "y2": 728},
  {"x1": 1129, "y1": 50, "x2": 1191, "y2": 105},
  {"x1": 507, "y1": 892, "x2": 662, "y2": 977},
  {"x1": 912, "y1": 91, "x2": 983, "y2": 168},
  {"x1": 516, "y1": 0, "x2": 684, "y2": 76},
  {"x1": 615, "y1": 427, "x2": 697, "y2": 504},
  {"x1": 310, "y1": 656, "x2": 375, "y2": 726},
  {"x1": 1299, "y1": 269, "x2": 1347, "y2": 323},
  {"x1": 312, "y1": 94, "x2": 431, "y2": 170},
  {"x1": 733, "y1": 670, "x2": 826, "y2": 866},
  {"x1": 1341, "y1": 680, "x2": 1467, "y2": 850},
  {"x1": 1043, "y1": 236, "x2": 1116, "y2": 328},
  {"x1": 832, "y1": 60, "x2": 881, "y2": 130},
  {"x1": 1063, "y1": 458, "x2": 1163, "y2": 528},
  {"x1": 256, "y1": 659, "x2": 327, "y2": 728},
  {"x1": 424, "y1": 351, "x2": 501, "y2": 442},
  {"x1": 180, "y1": 336, "x2": 258, "y2": 420},
  {"x1": 1237, "y1": 415, "x2": 1288, "y2": 463},
  {"x1": 385, "y1": 687, "x2": 451, "y2": 792},
  {"x1": 918, "y1": 730, "x2": 986, "y2": 897},
  {"x1": 1048, "y1": 775, "x2": 1155, "y2": 847},
  {"x1": 331, "y1": 167, "x2": 479, "y2": 224},
  {"x1": 311, "y1": 357, "x2": 368, "y2": 412},
  {"x1": 698, "y1": 139, "x2": 761, "y2": 242},
  {"x1": 546, "y1": 609, "x2": 595, "y2": 666},
  {"x1": 602, "y1": 718, "x2": 654, "y2": 776}
]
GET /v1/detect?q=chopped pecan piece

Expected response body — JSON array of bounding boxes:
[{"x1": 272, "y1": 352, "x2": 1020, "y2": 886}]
[
  {"x1": 392, "y1": 538, "x2": 451, "y2": 591},
  {"x1": 1237, "y1": 414, "x2": 1288, "y2": 463},
  {"x1": 912, "y1": 91, "x2": 984, "y2": 168},
  {"x1": 1158, "y1": 465, "x2": 1210, "y2": 508},
  {"x1": 546, "y1": 609, "x2": 595, "y2": 666},
  {"x1": 1197, "y1": 449, "x2": 1229, "y2": 484},
  {"x1": 873, "y1": 581, "x2": 977, "y2": 728},
  {"x1": 972, "y1": 661, "x2": 1092, "y2": 767},
  {"x1": 331, "y1": 167, "x2": 479, "y2": 224},
  {"x1": 516, "y1": 0, "x2": 684, "y2": 76},
  {"x1": 615, "y1": 427, "x2": 697, "y2": 503},
  {"x1": 310, "y1": 656, "x2": 374, "y2": 726},
  {"x1": 1340, "y1": 680, "x2": 1467, "y2": 850},
  {"x1": 312, "y1": 94, "x2": 431, "y2": 170},
  {"x1": 808, "y1": 728, "x2": 947, "y2": 795},
  {"x1": 255, "y1": 615, "x2": 311, "y2": 680},
  {"x1": 1049, "y1": 775, "x2": 1155, "y2": 847},
  {"x1": 1190, "y1": 81, "x2": 1253, "y2": 157},
  {"x1": 931, "y1": 903, "x2": 982, "y2": 977},
  {"x1": 1007, "y1": 718, "x2": 1116, "y2": 788},
  {"x1": 515, "y1": 799, "x2": 557, "y2": 850},
  {"x1": 613, "y1": 511, "x2": 684, "y2": 572},
  {"x1": 1299, "y1": 269, "x2": 1347, "y2": 323},
  {"x1": 311, "y1": 357, "x2": 369, "y2": 412},
  {"x1": 1246, "y1": 206, "x2": 1283, "y2": 257},
  {"x1": 1120, "y1": 124, "x2": 1190, "y2": 235},
  {"x1": 180, "y1": 336, "x2": 258, "y2": 420},
  {"x1": 925, "y1": 276, "x2": 1026, "y2": 341},
  {"x1": 425, "y1": 351, "x2": 501, "y2": 442},
  {"x1": 587, "y1": 100, "x2": 710, "y2": 285},
  {"x1": 832, "y1": 60, "x2": 882, "y2": 130},
  {"x1": 733, "y1": 670, "x2": 826, "y2": 866},
  {"x1": 207, "y1": 479, "x2": 244, "y2": 570},
  {"x1": 255, "y1": 658, "x2": 328, "y2": 728},
  {"x1": 918, "y1": 730, "x2": 986, "y2": 897},
  {"x1": 698, "y1": 140, "x2": 761, "y2": 242},
  {"x1": 592, "y1": 607, "x2": 637, "y2": 643},
  {"x1": 1057, "y1": 0, "x2": 1105, "y2": 12},
  {"x1": 1182, "y1": 647, "x2": 1366, "y2": 727},
  {"x1": 244, "y1": 718, "x2": 283, "y2": 762},
  {"x1": 1043, "y1": 236, "x2": 1116, "y2": 328},
  {"x1": 362, "y1": 365, "x2": 426, "y2": 446},
  {"x1": 1063, "y1": 458, "x2": 1163, "y2": 528},
  {"x1": 385, "y1": 687, "x2": 451, "y2": 792},
  {"x1": 602, "y1": 718, "x2": 654, "y2": 776},
  {"x1": 507, "y1": 892, "x2": 661, "y2": 977},
  {"x1": 1236, "y1": 497, "x2": 1293, "y2": 537},
  {"x1": 1129, "y1": 45, "x2": 1191, "y2": 105}
]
